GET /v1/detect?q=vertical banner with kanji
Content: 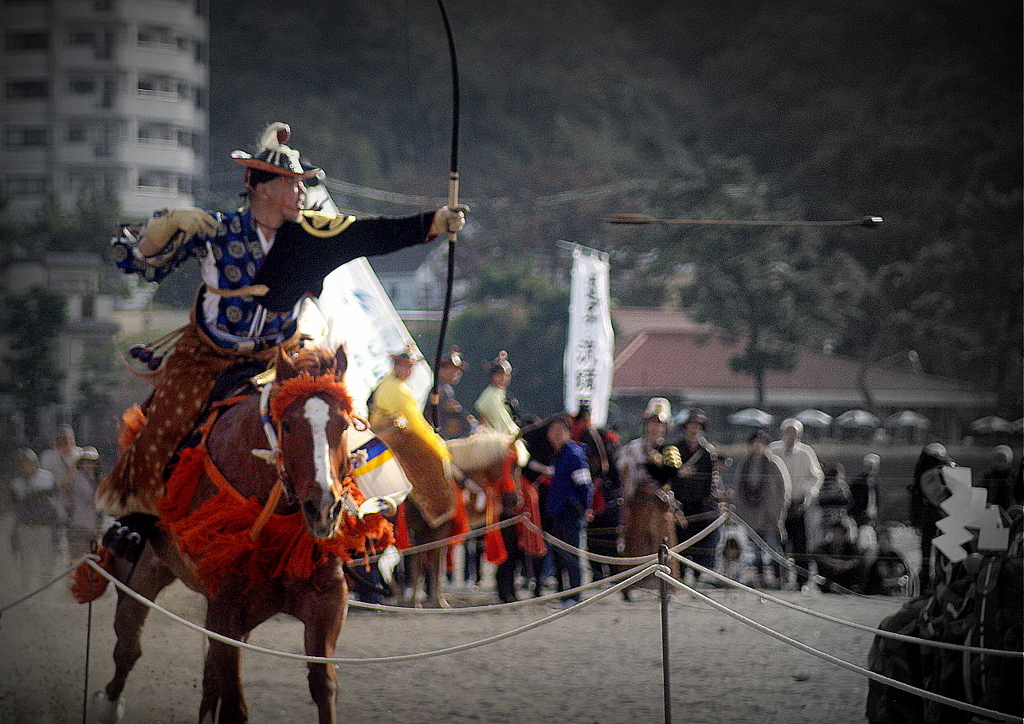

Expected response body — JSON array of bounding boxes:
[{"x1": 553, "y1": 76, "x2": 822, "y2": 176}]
[{"x1": 564, "y1": 246, "x2": 613, "y2": 426}]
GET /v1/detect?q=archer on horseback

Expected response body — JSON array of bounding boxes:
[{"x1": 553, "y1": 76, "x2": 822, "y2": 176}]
[{"x1": 97, "y1": 122, "x2": 467, "y2": 520}]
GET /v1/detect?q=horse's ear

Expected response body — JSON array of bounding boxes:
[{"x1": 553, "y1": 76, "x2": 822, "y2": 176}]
[
  {"x1": 333, "y1": 344, "x2": 348, "y2": 378},
  {"x1": 276, "y1": 345, "x2": 297, "y2": 380}
]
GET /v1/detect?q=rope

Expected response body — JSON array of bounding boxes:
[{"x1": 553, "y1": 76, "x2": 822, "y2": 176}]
[
  {"x1": 727, "y1": 511, "x2": 864, "y2": 596},
  {"x1": 360, "y1": 514, "x2": 523, "y2": 562},
  {"x1": 82, "y1": 557, "x2": 663, "y2": 665},
  {"x1": 655, "y1": 570, "x2": 1022, "y2": 724},
  {"x1": 0, "y1": 558, "x2": 85, "y2": 614},
  {"x1": 349, "y1": 557, "x2": 659, "y2": 613},
  {"x1": 518, "y1": 512, "x2": 729, "y2": 566},
  {"x1": 663, "y1": 548, "x2": 1023, "y2": 659}
]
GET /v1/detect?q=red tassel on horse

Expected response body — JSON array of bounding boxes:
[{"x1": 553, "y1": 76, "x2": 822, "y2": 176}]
[
  {"x1": 394, "y1": 501, "x2": 411, "y2": 550},
  {"x1": 70, "y1": 547, "x2": 115, "y2": 603}
]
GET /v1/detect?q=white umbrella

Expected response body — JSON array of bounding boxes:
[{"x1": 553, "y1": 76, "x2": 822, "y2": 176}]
[
  {"x1": 836, "y1": 409, "x2": 881, "y2": 428},
  {"x1": 886, "y1": 410, "x2": 929, "y2": 430},
  {"x1": 795, "y1": 409, "x2": 833, "y2": 428},
  {"x1": 728, "y1": 408, "x2": 774, "y2": 427},
  {"x1": 968, "y1": 415, "x2": 1014, "y2": 435}
]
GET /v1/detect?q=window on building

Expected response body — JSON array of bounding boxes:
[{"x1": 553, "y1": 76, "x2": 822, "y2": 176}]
[
  {"x1": 67, "y1": 125, "x2": 88, "y2": 143},
  {"x1": 137, "y1": 169, "x2": 175, "y2": 192},
  {"x1": 81, "y1": 294, "x2": 95, "y2": 319},
  {"x1": 5, "y1": 80, "x2": 49, "y2": 100},
  {"x1": 193, "y1": 39, "x2": 207, "y2": 64},
  {"x1": 139, "y1": 122, "x2": 173, "y2": 144},
  {"x1": 137, "y1": 74, "x2": 182, "y2": 99},
  {"x1": 5, "y1": 176, "x2": 49, "y2": 195},
  {"x1": 100, "y1": 76, "x2": 116, "y2": 107},
  {"x1": 5, "y1": 31, "x2": 49, "y2": 51},
  {"x1": 137, "y1": 25, "x2": 175, "y2": 48},
  {"x1": 5, "y1": 127, "x2": 48, "y2": 148},
  {"x1": 69, "y1": 76, "x2": 97, "y2": 94},
  {"x1": 69, "y1": 29, "x2": 96, "y2": 46}
]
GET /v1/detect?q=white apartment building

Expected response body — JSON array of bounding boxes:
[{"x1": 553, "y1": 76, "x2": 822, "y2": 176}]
[{"x1": 1, "y1": 0, "x2": 209, "y2": 221}]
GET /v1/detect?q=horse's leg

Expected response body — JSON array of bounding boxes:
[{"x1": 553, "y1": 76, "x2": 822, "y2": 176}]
[
  {"x1": 293, "y1": 563, "x2": 348, "y2": 724},
  {"x1": 198, "y1": 599, "x2": 260, "y2": 724},
  {"x1": 404, "y1": 550, "x2": 422, "y2": 607},
  {"x1": 198, "y1": 636, "x2": 248, "y2": 724},
  {"x1": 428, "y1": 544, "x2": 452, "y2": 609},
  {"x1": 100, "y1": 545, "x2": 176, "y2": 719}
]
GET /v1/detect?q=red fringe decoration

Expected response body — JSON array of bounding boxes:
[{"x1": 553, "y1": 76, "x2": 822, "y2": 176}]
[
  {"x1": 516, "y1": 479, "x2": 547, "y2": 558},
  {"x1": 70, "y1": 547, "x2": 115, "y2": 603},
  {"x1": 157, "y1": 445, "x2": 393, "y2": 596},
  {"x1": 118, "y1": 404, "x2": 146, "y2": 451},
  {"x1": 394, "y1": 502, "x2": 411, "y2": 550},
  {"x1": 270, "y1": 373, "x2": 352, "y2": 420},
  {"x1": 449, "y1": 486, "x2": 470, "y2": 544}
]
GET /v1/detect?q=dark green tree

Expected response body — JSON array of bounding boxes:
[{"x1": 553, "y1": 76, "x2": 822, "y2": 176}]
[
  {"x1": 0, "y1": 287, "x2": 67, "y2": 444},
  {"x1": 448, "y1": 256, "x2": 569, "y2": 419},
  {"x1": 637, "y1": 157, "x2": 855, "y2": 408}
]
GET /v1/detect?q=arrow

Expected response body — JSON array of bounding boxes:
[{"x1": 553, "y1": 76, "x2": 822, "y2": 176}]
[{"x1": 603, "y1": 213, "x2": 883, "y2": 228}]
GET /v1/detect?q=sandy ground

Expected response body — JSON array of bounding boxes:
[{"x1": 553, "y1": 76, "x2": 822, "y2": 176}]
[{"x1": 0, "y1": 515, "x2": 906, "y2": 724}]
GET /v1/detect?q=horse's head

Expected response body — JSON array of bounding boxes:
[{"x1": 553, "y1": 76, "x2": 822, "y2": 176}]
[{"x1": 269, "y1": 345, "x2": 356, "y2": 539}]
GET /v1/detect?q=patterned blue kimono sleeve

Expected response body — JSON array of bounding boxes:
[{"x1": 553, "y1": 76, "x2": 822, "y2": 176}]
[{"x1": 110, "y1": 211, "x2": 213, "y2": 283}]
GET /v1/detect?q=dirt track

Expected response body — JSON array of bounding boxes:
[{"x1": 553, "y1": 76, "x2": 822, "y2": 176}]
[{"x1": 0, "y1": 518, "x2": 903, "y2": 724}]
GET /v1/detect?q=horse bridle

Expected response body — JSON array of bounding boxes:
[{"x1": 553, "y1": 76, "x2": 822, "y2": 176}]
[{"x1": 253, "y1": 379, "x2": 362, "y2": 519}]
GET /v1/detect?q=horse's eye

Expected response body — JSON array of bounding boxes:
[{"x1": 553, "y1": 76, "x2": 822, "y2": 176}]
[{"x1": 281, "y1": 419, "x2": 291, "y2": 434}]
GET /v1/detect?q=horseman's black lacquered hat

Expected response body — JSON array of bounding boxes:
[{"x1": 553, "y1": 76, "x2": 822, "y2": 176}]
[
  {"x1": 231, "y1": 122, "x2": 324, "y2": 180},
  {"x1": 440, "y1": 346, "x2": 466, "y2": 369},
  {"x1": 486, "y1": 350, "x2": 512, "y2": 375},
  {"x1": 389, "y1": 343, "x2": 423, "y2": 364}
]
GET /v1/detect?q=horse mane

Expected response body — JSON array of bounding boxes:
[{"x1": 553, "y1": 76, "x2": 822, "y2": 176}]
[{"x1": 269, "y1": 348, "x2": 353, "y2": 420}]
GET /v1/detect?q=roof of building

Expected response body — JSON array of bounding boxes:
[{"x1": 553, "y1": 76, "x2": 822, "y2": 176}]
[{"x1": 611, "y1": 308, "x2": 992, "y2": 409}]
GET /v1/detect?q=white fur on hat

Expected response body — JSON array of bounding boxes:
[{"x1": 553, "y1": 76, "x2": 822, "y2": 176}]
[{"x1": 643, "y1": 397, "x2": 671, "y2": 423}]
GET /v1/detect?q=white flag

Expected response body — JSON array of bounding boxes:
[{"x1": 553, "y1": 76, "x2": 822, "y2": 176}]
[
  {"x1": 304, "y1": 185, "x2": 432, "y2": 417},
  {"x1": 564, "y1": 247, "x2": 613, "y2": 427}
]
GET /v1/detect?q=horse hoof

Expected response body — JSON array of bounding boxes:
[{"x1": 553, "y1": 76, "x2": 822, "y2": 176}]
[{"x1": 92, "y1": 691, "x2": 125, "y2": 724}]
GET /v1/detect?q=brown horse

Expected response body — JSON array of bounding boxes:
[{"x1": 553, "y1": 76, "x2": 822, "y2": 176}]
[{"x1": 83, "y1": 345, "x2": 395, "y2": 724}]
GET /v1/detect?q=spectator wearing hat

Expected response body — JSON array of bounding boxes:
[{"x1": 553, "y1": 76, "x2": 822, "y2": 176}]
[
  {"x1": 979, "y1": 445, "x2": 1016, "y2": 511},
  {"x1": 66, "y1": 447, "x2": 105, "y2": 561},
  {"x1": 650, "y1": 408, "x2": 723, "y2": 581},
  {"x1": 617, "y1": 397, "x2": 678, "y2": 599},
  {"x1": 9, "y1": 448, "x2": 62, "y2": 583},
  {"x1": 728, "y1": 430, "x2": 791, "y2": 589},
  {"x1": 849, "y1": 453, "x2": 881, "y2": 532},
  {"x1": 769, "y1": 418, "x2": 823, "y2": 590},
  {"x1": 431, "y1": 346, "x2": 477, "y2": 441},
  {"x1": 39, "y1": 423, "x2": 82, "y2": 526},
  {"x1": 908, "y1": 442, "x2": 955, "y2": 593},
  {"x1": 99, "y1": 121, "x2": 467, "y2": 518}
]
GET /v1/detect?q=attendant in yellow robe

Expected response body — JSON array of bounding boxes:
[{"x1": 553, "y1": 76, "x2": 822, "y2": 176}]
[{"x1": 369, "y1": 346, "x2": 450, "y2": 463}]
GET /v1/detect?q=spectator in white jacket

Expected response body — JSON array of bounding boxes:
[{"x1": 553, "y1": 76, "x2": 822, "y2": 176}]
[{"x1": 769, "y1": 418, "x2": 823, "y2": 590}]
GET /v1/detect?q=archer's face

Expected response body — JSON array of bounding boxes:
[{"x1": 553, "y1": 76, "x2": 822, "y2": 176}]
[{"x1": 256, "y1": 175, "x2": 306, "y2": 221}]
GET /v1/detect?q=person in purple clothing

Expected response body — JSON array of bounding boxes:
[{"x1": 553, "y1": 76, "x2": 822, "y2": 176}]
[{"x1": 544, "y1": 414, "x2": 593, "y2": 607}]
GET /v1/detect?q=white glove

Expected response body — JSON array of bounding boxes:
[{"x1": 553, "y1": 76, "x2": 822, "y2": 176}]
[
  {"x1": 143, "y1": 207, "x2": 219, "y2": 253},
  {"x1": 429, "y1": 204, "x2": 469, "y2": 237}
]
